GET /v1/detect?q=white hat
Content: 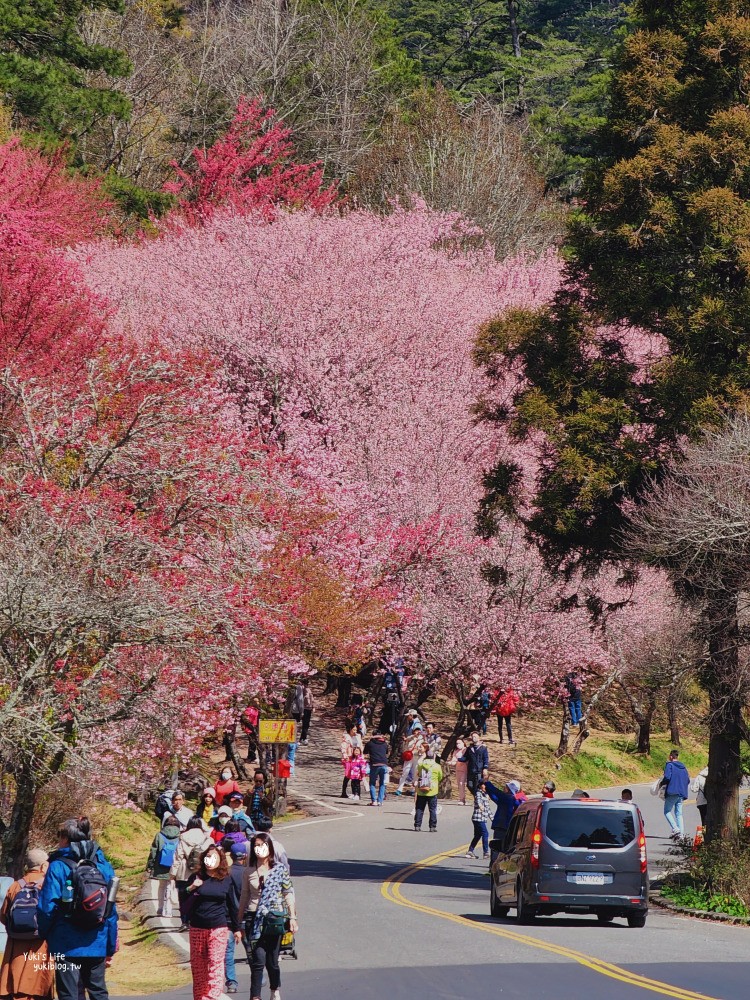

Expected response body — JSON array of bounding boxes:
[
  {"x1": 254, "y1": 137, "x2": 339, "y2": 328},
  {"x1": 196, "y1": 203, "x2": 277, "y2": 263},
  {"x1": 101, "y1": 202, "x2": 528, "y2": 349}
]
[{"x1": 507, "y1": 780, "x2": 521, "y2": 795}]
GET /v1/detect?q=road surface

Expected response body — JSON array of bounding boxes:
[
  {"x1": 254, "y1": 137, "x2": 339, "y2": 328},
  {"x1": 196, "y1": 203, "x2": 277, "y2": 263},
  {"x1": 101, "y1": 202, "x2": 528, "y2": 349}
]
[{"x1": 119, "y1": 780, "x2": 747, "y2": 1000}]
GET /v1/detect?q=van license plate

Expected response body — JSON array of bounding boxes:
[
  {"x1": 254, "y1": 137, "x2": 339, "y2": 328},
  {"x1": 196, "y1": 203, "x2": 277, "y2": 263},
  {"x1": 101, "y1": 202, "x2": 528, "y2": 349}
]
[{"x1": 575, "y1": 873, "x2": 606, "y2": 885}]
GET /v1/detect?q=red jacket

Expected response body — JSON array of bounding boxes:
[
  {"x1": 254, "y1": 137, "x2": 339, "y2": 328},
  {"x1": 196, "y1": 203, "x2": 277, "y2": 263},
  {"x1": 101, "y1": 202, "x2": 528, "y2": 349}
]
[
  {"x1": 214, "y1": 778, "x2": 242, "y2": 806},
  {"x1": 495, "y1": 690, "x2": 519, "y2": 716}
]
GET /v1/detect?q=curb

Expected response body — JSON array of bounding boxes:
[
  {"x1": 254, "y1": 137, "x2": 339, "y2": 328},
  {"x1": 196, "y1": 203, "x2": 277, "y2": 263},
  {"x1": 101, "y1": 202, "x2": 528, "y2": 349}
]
[
  {"x1": 136, "y1": 879, "x2": 190, "y2": 959},
  {"x1": 649, "y1": 890, "x2": 750, "y2": 926}
]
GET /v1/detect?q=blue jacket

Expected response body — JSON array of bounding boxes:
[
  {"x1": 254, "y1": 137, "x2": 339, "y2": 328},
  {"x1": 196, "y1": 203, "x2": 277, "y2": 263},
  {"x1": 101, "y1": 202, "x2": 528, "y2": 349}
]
[
  {"x1": 465, "y1": 743, "x2": 489, "y2": 776},
  {"x1": 484, "y1": 781, "x2": 520, "y2": 833},
  {"x1": 37, "y1": 842, "x2": 118, "y2": 958},
  {"x1": 663, "y1": 760, "x2": 690, "y2": 799}
]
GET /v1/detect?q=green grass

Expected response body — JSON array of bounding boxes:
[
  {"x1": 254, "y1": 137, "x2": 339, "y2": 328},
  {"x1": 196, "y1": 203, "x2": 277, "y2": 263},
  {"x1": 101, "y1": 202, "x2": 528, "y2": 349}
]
[{"x1": 95, "y1": 804, "x2": 161, "y2": 889}]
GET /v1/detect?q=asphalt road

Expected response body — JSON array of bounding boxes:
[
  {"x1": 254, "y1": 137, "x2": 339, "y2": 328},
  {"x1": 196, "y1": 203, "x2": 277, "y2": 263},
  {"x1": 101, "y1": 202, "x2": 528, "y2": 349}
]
[{"x1": 118, "y1": 781, "x2": 748, "y2": 1000}]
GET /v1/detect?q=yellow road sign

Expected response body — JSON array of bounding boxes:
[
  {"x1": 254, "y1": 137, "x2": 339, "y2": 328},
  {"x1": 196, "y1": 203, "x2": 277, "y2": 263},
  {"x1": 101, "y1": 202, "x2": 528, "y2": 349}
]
[{"x1": 259, "y1": 719, "x2": 297, "y2": 744}]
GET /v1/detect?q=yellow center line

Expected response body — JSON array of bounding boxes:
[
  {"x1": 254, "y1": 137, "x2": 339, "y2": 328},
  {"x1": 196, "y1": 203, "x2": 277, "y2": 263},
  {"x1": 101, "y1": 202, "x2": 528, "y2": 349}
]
[{"x1": 381, "y1": 845, "x2": 721, "y2": 1000}]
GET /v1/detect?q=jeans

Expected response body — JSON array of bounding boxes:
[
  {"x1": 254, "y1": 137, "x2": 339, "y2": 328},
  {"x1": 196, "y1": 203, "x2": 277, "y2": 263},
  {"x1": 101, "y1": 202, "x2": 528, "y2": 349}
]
[
  {"x1": 225, "y1": 928, "x2": 237, "y2": 987},
  {"x1": 301, "y1": 709, "x2": 313, "y2": 741},
  {"x1": 568, "y1": 698, "x2": 583, "y2": 725},
  {"x1": 469, "y1": 820, "x2": 489, "y2": 854},
  {"x1": 369, "y1": 764, "x2": 388, "y2": 803},
  {"x1": 497, "y1": 715, "x2": 513, "y2": 742},
  {"x1": 247, "y1": 932, "x2": 281, "y2": 997},
  {"x1": 414, "y1": 794, "x2": 438, "y2": 830},
  {"x1": 664, "y1": 793, "x2": 684, "y2": 836},
  {"x1": 56, "y1": 957, "x2": 108, "y2": 1000}
]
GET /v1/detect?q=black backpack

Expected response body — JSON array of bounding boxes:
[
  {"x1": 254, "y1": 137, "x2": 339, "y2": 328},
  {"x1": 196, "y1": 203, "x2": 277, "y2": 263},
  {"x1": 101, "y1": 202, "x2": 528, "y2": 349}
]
[
  {"x1": 154, "y1": 791, "x2": 174, "y2": 820},
  {"x1": 7, "y1": 879, "x2": 41, "y2": 939},
  {"x1": 61, "y1": 848, "x2": 109, "y2": 930}
]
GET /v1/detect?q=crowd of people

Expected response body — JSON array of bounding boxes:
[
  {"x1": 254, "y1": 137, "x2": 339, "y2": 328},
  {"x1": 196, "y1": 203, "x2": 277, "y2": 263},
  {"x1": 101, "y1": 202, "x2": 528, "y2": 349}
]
[{"x1": 145, "y1": 765, "x2": 295, "y2": 1000}]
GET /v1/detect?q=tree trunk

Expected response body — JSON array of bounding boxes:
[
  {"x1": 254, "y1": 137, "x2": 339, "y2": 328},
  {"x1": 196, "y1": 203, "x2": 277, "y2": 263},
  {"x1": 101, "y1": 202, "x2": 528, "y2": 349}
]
[
  {"x1": 704, "y1": 593, "x2": 743, "y2": 843},
  {"x1": 667, "y1": 688, "x2": 681, "y2": 747},
  {"x1": 335, "y1": 676, "x2": 353, "y2": 708},
  {"x1": 507, "y1": 0, "x2": 522, "y2": 57},
  {"x1": 1, "y1": 767, "x2": 37, "y2": 877},
  {"x1": 555, "y1": 702, "x2": 570, "y2": 757},
  {"x1": 324, "y1": 673, "x2": 337, "y2": 696}
]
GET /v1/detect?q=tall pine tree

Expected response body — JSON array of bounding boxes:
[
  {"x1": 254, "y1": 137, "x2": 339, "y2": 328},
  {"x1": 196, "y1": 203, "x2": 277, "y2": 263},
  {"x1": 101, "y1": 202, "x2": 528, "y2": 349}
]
[{"x1": 0, "y1": 0, "x2": 131, "y2": 143}]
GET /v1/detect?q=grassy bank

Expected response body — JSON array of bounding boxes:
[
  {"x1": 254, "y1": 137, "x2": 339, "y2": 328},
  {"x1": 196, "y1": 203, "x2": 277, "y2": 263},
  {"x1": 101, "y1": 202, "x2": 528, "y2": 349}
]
[{"x1": 95, "y1": 804, "x2": 191, "y2": 995}]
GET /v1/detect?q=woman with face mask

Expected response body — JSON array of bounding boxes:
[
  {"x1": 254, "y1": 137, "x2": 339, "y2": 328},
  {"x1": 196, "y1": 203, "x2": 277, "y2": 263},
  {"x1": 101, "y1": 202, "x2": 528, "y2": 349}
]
[
  {"x1": 185, "y1": 846, "x2": 240, "y2": 1000},
  {"x1": 237, "y1": 833, "x2": 298, "y2": 1000},
  {"x1": 214, "y1": 768, "x2": 242, "y2": 807}
]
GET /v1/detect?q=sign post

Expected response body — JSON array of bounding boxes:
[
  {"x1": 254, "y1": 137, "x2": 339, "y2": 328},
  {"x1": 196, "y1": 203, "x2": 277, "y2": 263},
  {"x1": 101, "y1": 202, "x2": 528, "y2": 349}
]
[{"x1": 258, "y1": 719, "x2": 297, "y2": 817}]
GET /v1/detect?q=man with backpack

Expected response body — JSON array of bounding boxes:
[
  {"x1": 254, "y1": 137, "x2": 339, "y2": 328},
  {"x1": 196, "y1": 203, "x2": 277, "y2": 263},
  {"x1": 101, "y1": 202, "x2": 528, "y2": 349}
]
[
  {"x1": 37, "y1": 817, "x2": 118, "y2": 1000},
  {"x1": 147, "y1": 814, "x2": 181, "y2": 917},
  {"x1": 0, "y1": 848, "x2": 54, "y2": 1000}
]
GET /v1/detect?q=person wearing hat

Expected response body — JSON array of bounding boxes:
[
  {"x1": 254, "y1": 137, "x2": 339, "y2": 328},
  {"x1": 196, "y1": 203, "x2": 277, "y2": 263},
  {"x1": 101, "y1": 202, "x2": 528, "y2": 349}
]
[
  {"x1": 541, "y1": 781, "x2": 556, "y2": 799},
  {"x1": 395, "y1": 710, "x2": 423, "y2": 796},
  {"x1": 227, "y1": 793, "x2": 255, "y2": 836},
  {"x1": 224, "y1": 843, "x2": 249, "y2": 995},
  {"x1": 483, "y1": 777, "x2": 523, "y2": 844},
  {"x1": 0, "y1": 848, "x2": 54, "y2": 1000},
  {"x1": 197, "y1": 788, "x2": 218, "y2": 827},
  {"x1": 210, "y1": 806, "x2": 234, "y2": 844}
]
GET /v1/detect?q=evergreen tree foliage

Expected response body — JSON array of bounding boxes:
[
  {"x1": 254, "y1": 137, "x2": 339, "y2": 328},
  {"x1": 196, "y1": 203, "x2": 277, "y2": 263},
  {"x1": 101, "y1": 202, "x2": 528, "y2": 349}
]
[
  {"x1": 385, "y1": 0, "x2": 630, "y2": 187},
  {"x1": 0, "y1": 0, "x2": 131, "y2": 142}
]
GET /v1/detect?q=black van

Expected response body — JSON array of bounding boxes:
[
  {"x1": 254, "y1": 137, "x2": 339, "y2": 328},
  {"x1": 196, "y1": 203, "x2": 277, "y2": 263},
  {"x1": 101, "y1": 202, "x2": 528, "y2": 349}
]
[{"x1": 489, "y1": 797, "x2": 648, "y2": 926}]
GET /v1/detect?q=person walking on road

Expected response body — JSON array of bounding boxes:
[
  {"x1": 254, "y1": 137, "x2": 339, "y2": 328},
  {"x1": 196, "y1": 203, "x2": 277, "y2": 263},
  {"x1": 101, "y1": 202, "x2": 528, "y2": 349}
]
[
  {"x1": 364, "y1": 732, "x2": 389, "y2": 806},
  {"x1": 0, "y1": 848, "x2": 54, "y2": 1000},
  {"x1": 494, "y1": 688, "x2": 519, "y2": 745},
  {"x1": 465, "y1": 732, "x2": 489, "y2": 796},
  {"x1": 171, "y1": 817, "x2": 214, "y2": 931},
  {"x1": 691, "y1": 767, "x2": 708, "y2": 827},
  {"x1": 185, "y1": 845, "x2": 239, "y2": 1000},
  {"x1": 147, "y1": 813, "x2": 181, "y2": 917},
  {"x1": 300, "y1": 679, "x2": 315, "y2": 745},
  {"x1": 215, "y1": 768, "x2": 242, "y2": 808},
  {"x1": 484, "y1": 779, "x2": 522, "y2": 861},
  {"x1": 36, "y1": 817, "x2": 118, "y2": 1000},
  {"x1": 414, "y1": 748, "x2": 443, "y2": 832},
  {"x1": 465, "y1": 781, "x2": 492, "y2": 859},
  {"x1": 197, "y1": 789, "x2": 218, "y2": 828},
  {"x1": 347, "y1": 745, "x2": 367, "y2": 802},
  {"x1": 448, "y1": 738, "x2": 468, "y2": 805},
  {"x1": 339, "y1": 723, "x2": 359, "y2": 799},
  {"x1": 396, "y1": 710, "x2": 423, "y2": 796},
  {"x1": 237, "y1": 833, "x2": 298, "y2": 1000},
  {"x1": 163, "y1": 790, "x2": 194, "y2": 830},
  {"x1": 660, "y1": 749, "x2": 690, "y2": 839}
]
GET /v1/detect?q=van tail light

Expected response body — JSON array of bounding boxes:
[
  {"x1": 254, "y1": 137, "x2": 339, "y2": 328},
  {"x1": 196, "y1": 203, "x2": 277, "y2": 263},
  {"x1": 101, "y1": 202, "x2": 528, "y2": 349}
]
[
  {"x1": 531, "y1": 826, "x2": 542, "y2": 867},
  {"x1": 638, "y1": 832, "x2": 647, "y2": 873}
]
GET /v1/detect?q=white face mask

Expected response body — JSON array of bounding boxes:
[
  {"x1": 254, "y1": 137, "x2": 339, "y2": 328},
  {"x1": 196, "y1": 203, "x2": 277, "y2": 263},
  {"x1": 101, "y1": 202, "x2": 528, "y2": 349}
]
[
  {"x1": 221, "y1": 771, "x2": 231, "y2": 780},
  {"x1": 254, "y1": 843, "x2": 270, "y2": 859},
  {"x1": 204, "y1": 853, "x2": 220, "y2": 870}
]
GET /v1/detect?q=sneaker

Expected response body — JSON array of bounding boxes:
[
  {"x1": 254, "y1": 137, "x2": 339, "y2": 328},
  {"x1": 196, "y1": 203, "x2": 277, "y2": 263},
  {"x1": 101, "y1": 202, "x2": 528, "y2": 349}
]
[
  {"x1": 395, "y1": 790, "x2": 403, "y2": 796},
  {"x1": 464, "y1": 851, "x2": 477, "y2": 859},
  {"x1": 483, "y1": 852, "x2": 490, "y2": 859},
  {"x1": 178, "y1": 923, "x2": 189, "y2": 932},
  {"x1": 368, "y1": 801, "x2": 377, "y2": 806},
  {"x1": 429, "y1": 828, "x2": 437, "y2": 832},
  {"x1": 270, "y1": 991, "x2": 281, "y2": 1000},
  {"x1": 414, "y1": 827, "x2": 421, "y2": 832},
  {"x1": 226, "y1": 985, "x2": 238, "y2": 994},
  {"x1": 353, "y1": 795, "x2": 360, "y2": 801}
]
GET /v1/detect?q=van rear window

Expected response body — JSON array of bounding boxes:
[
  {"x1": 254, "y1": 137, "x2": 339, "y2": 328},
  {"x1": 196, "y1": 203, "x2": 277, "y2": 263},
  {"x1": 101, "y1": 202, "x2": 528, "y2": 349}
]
[{"x1": 545, "y1": 808, "x2": 636, "y2": 848}]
